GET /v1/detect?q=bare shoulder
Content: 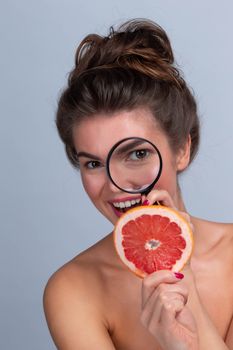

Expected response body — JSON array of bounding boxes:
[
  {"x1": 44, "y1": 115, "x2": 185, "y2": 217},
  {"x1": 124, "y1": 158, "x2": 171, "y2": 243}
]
[
  {"x1": 43, "y1": 232, "x2": 119, "y2": 349},
  {"x1": 204, "y1": 219, "x2": 233, "y2": 241},
  {"x1": 192, "y1": 214, "x2": 233, "y2": 238},
  {"x1": 191, "y1": 215, "x2": 233, "y2": 258},
  {"x1": 220, "y1": 221, "x2": 233, "y2": 241},
  {"x1": 44, "y1": 231, "x2": 119, "y2": 290},
  {"x1": 210, "y1": 220, "x2": 233, "y2": 257}
]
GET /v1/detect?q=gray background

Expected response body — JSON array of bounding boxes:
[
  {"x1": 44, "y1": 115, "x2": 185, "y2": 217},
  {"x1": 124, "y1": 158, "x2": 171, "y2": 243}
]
[{"x1": 1, "y1": 1, "x2": 232, "y2": 349}]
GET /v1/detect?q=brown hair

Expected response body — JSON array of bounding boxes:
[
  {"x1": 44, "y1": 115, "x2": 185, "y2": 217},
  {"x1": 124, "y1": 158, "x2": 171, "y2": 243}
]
[{"x1": 56, "y1": 19, "x2": 200, "y2": 169}]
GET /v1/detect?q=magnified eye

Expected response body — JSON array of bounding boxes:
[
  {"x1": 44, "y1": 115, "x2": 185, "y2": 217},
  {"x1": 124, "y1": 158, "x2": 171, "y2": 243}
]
[
  {"x1": 85, "y1": 160, "x2": 102, "y2": 169},
  {"x1": 129, "y1": 149, "x2": 150, "y2": 161}
]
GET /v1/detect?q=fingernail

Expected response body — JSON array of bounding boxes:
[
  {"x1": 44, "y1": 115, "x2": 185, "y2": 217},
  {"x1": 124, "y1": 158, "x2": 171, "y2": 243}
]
[
  {"x1": 142, "y1": 200, "x2": 150, "y2": 206},
  {"x1": 174, "y1": 272, "x2": 184, "y2": 279}
]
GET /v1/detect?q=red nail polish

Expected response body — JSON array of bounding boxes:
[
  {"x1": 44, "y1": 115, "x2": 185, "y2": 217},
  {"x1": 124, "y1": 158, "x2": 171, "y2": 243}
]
[
  {"x1": 142, "y1": 200, "x2": 150, "y2": 205},
  {"x1": 174, "y1": 272, "x2": 184, "y2": 279}
]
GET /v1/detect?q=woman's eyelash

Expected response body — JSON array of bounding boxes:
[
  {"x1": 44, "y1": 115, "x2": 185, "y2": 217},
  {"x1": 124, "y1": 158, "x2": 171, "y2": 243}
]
[{"x1": 84, "y1": 160, "x2": 102, "y2": 169}]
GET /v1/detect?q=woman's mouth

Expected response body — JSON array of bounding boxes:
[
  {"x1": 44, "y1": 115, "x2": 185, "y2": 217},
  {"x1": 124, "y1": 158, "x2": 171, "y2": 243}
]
[{"x1": 110, "y1": 198, "x2": 142, "y2": 217}]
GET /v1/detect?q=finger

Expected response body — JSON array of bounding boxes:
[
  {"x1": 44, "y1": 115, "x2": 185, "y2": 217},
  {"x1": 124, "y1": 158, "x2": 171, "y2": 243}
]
[
  {"x1": 179, "y1": 211, "x2": 194, "y2": 231},
  {"x1": 179, "y1": 211, "x2": 190, "y2": 223},
  {"x1": 142, "y1": 290, "x2": 186, "y2": 326},
  {"x1": 176, "y1": 307, "x2": 197, "y2": 333},
  {"x1": 160, "y1": 298, "x2": 185, "y2": 327},
  {"x1": 156, "y1": 284, "x2": 188, "y2": 306},
  {"x1": 143, "y1": 189, "x2": 176, "y2": 208},
  {"x1": 141, "y1": 288, "x2": 164, "y2": 327},
  {"x1": 142, "y1": 191, "x2": 194, "y2": 232},
  {"x1": 142, "y1": 270, "x2": 184, "y2": 307},
  {"x1": 142, "y1": 292, "x2": 187, "y2": 321},
  {"x1": 142, "y1": 280, "x2": 188, "y2": 310},
  {"x1": 142, "y1": 270, "x2": 177, "y2": 306}
]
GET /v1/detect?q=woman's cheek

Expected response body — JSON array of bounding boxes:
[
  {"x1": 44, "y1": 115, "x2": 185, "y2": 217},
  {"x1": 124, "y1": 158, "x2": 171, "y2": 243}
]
[
  {"x1": 80, "y1": 173, "x2": 103, "y2": 201},
  {"x1": 81, "y1": 175, "x2": 95, "y2": 199}
]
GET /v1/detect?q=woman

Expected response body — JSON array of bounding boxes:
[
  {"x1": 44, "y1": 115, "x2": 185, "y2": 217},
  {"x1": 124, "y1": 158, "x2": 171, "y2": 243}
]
[{"x1": 43, "y1": 19, "x2": 233, "y2": 349}]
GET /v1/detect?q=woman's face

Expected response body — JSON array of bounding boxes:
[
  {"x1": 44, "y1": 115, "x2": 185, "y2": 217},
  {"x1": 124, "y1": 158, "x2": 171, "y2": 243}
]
[{"x1": 73, "y1": 108, "x2": 190, "y2": 225}]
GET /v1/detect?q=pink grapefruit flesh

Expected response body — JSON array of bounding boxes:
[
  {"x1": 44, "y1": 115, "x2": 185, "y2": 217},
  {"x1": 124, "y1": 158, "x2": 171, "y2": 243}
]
[{"x1": 114, "y1": 205, "x2": 193, "y2": 278}]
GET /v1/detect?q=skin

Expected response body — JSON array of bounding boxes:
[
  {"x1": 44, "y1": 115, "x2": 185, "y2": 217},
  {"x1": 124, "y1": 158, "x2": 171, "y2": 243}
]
[{"x1": 43, "y1": 108, "x2": 233, "y2": 350}]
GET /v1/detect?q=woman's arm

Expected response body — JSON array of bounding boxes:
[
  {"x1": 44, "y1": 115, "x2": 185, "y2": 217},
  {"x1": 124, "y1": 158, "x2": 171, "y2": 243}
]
[{"x1": 43, "y1": 268, "x2": 116, "y2": 350}]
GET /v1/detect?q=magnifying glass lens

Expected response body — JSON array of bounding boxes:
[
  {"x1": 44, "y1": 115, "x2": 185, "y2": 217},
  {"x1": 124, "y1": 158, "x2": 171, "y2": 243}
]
[{"x1": 107, "y1": 138, "x2": 162, "y2": 194}]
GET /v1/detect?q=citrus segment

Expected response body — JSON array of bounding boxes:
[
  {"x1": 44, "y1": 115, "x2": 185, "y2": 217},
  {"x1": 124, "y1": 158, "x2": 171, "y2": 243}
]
[{"x1": 114, "y1": 205, "x2": 193, "y2": 278}]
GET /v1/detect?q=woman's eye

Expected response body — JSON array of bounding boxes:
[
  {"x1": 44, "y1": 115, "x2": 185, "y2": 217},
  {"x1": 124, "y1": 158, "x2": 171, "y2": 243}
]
[
  {"x1": 85, "y1": 160, "x2": 102, "y2": 169},
  {"x1": 129, "y1": 149, "x2": 149, "y2": 160}
]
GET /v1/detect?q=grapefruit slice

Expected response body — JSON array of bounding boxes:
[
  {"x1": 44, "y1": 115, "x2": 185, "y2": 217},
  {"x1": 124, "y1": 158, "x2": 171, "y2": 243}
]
[{"x1": 114, "y1": 205, "x2": 193, "y2": 278}]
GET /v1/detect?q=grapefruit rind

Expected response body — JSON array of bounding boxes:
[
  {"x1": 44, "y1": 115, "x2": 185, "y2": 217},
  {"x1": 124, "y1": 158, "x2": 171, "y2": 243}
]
[{"x1": 114, "y1": 205, "x2": 193, "y2": 278}]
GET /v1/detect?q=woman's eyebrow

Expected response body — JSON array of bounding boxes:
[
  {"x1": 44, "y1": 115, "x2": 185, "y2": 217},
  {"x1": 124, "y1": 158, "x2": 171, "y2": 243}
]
[
  {"x1": 114, "y1": 140, "x2": 146, "y2": 156},
  {"x1": 76, "y1": 151, "x2": 101, "y2": 160}
]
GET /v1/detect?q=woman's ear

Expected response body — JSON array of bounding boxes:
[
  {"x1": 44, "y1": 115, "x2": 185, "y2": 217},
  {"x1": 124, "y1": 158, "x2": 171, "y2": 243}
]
[{"x1": 176, "y1": 135, "x2": 191, "y2": 171}]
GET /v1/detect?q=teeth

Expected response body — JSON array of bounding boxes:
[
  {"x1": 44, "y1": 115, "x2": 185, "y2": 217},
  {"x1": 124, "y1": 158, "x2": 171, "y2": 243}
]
[{"x1": 112, "y1": 198, "x2": 141, "y2": 209}]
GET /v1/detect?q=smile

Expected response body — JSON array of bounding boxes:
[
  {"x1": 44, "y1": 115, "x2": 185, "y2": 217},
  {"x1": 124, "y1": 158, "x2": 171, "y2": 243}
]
[{"x1": 110, "y1": 197, "x2": 142, "y2": 216}]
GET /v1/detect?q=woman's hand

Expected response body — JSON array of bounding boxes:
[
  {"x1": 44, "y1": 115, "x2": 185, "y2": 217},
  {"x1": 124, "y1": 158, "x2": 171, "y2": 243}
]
[
  {"x1": 140, "y1": 189, "x2": 198, "y2": 349},
  {"x1": 142, "y1": 188, "x2": 194, "y2": 232},
  {"x1": 140, "y1": 270, "x2": 199, "y2": 350},
  {"x1": 140, "y1": 190, "x2": 229, "y2": 350}
]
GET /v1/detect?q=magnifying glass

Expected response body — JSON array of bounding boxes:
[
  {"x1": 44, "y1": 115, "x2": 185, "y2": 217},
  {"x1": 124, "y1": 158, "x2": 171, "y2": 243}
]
[{"x1": 106, "y1": 137, "x2": 162, "y2": 195}]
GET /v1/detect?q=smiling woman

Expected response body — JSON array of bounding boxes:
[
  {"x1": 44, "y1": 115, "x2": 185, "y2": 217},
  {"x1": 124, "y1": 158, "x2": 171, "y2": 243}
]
[{"x1": 43, "y1": 19, "x2": 233, "y2": 350}]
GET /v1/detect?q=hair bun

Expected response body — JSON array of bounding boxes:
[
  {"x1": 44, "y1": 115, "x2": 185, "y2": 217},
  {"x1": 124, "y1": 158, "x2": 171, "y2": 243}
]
[
  {"x1": 114, "y1": 19, "x2": 174, "y2": 64},
  {"x1": 72, "y1": 19, "x2": 184, "y2": 88}
]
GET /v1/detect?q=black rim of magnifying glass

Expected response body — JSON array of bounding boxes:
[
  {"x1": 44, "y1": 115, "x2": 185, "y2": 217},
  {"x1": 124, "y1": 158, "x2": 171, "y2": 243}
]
[{"x1": 106, "y1": 137, "x2": 163, "y2": 195}]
